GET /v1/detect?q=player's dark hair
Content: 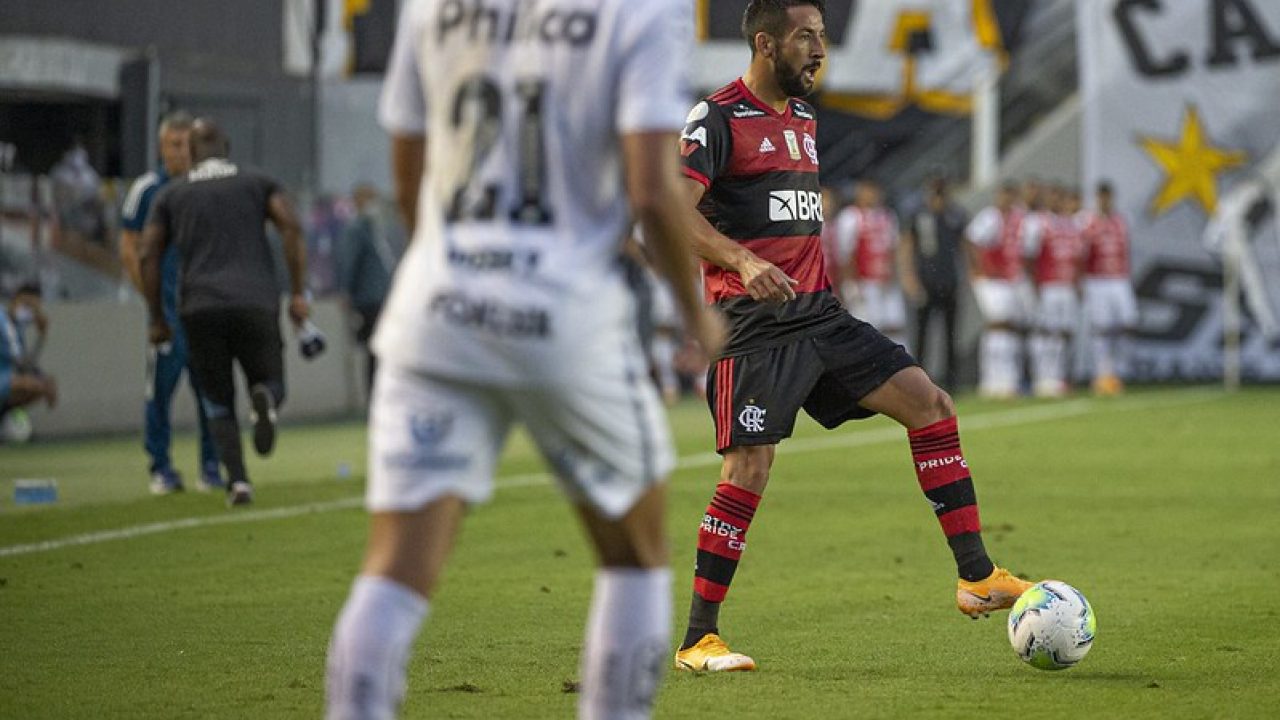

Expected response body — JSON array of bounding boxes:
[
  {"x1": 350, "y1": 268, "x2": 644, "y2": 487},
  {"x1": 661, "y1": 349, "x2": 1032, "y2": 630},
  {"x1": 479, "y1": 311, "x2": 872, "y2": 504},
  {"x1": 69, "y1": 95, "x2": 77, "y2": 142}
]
[
  {"x1": 742, "y1": 0, "x2": 826, "y2": 55},
  {"x1": 189, "y1": 118, "x2": 230, "y2": 163},
  {"x1": 15, "y1": 280, "x2": 41, "y2": 298},
  {"x1": 1097, "y1": 180, "x2": 1114, "y2": 195}
]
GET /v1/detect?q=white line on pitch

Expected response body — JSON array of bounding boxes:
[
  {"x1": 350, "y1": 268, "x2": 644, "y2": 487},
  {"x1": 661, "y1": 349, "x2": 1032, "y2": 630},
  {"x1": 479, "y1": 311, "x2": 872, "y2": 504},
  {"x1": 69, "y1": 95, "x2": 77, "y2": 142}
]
[{"x1": 0, "y1": 389, "x2": 1220, "y2": 559}]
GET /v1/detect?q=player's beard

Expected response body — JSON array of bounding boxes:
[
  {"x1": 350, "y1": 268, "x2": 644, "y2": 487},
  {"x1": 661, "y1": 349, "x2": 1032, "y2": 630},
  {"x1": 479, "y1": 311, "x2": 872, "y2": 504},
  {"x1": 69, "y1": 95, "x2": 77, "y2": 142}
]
[{"x1": 776, "y1": 57, "x2": 818, "y2": 98}]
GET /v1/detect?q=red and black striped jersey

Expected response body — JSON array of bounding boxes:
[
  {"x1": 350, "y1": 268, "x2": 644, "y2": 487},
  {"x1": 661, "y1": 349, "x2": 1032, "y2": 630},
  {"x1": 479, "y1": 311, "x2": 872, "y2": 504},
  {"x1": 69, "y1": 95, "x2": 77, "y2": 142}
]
[{"x1": 681, "y1": 78, "x2": 843, "y2": 355}]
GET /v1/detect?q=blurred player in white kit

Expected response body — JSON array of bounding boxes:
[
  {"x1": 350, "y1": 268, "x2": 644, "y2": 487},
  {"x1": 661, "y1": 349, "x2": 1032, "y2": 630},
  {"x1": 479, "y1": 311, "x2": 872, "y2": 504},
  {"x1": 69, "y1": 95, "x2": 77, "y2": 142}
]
[{"x1": 324, "y1": 2, "x2": 723, "y2": 719}]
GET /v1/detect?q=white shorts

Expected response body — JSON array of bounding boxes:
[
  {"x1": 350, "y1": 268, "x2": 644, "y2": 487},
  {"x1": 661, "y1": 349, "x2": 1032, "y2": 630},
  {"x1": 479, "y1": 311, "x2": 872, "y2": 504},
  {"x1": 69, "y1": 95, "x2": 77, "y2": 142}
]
[
  {"x1": 847, "y1": 280, "x2": 906, "y2": 331},
  {"x1": 367, "y1": 360, "x2": 674, "y2": 520},
  {"x1": 1084, "y1": 277, "x2": 1138, "y2": 331},
  {"x1": 1037, "y1": 283, "x2": 1080, "y2": 333},
  {"x1": 973, "y1": 278, "x2": 1034, "y2": 326}
]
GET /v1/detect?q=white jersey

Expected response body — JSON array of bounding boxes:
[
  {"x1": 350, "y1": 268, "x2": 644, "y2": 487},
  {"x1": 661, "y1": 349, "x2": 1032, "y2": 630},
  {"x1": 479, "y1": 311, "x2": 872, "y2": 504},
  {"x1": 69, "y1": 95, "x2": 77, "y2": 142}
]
[{"x1": 375, "y1": 0, "x2": 692, "y2": 385}]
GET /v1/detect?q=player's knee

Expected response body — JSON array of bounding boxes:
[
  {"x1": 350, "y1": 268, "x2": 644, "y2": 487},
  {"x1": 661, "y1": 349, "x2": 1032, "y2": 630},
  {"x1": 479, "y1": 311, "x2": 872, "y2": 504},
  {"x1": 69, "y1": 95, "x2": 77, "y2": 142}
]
[
  {"x1": 597, "y1": 538, "x2": 668, "y2": 569},
  {"x1": 721, "y1": 456, "x2": 770, "y2": 494},
  {"x1": 936, "y1": 384, "x2": 957, "y2": 417}
]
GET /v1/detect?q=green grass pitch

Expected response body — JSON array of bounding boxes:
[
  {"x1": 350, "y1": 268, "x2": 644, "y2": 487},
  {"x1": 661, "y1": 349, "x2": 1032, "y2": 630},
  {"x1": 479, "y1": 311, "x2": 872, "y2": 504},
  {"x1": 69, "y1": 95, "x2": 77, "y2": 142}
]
[{"x1": 2, "y1": 387, "x2": 1278, "y2": 718}]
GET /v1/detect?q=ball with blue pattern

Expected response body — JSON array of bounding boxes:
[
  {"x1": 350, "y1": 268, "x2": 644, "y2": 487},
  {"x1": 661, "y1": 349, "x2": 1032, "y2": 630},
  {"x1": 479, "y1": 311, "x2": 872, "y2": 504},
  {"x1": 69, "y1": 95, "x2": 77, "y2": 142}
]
[{"x1": 1007, "y1": 580, "x2": 1096, "y2": 670}]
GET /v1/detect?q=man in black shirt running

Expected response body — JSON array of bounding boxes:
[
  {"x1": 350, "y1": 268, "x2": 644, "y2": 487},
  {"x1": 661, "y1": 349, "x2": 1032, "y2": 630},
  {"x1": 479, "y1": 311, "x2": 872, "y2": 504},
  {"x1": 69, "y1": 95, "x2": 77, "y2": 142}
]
[{"x1": 141, "y1": 119, "x2": 309, "y2": 506}]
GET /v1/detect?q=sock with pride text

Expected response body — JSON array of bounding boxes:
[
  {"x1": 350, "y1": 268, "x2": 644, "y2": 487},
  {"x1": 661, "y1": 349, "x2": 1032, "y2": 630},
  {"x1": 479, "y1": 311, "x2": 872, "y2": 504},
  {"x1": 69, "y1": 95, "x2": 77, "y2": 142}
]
[
  {"x1": 908, "y1": 417, "x2": 995, "y2": 582},
  {"x1": 682, "y1": 482, "x2": 760, "y2": 649}
]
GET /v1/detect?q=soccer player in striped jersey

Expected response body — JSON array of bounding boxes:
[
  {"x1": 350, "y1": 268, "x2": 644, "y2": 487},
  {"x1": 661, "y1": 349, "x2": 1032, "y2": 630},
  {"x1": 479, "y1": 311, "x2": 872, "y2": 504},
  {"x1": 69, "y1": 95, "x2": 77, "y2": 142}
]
[{"x1": 673, "y1": 0, "x2": 1034, "y2": 674}]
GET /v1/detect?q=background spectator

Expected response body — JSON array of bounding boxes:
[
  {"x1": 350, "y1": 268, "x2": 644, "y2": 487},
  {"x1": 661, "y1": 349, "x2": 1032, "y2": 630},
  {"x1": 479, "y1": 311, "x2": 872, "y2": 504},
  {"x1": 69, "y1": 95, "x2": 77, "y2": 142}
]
[
  {"x1": 900, "y1": 177, "x2": 968, "y2": 389},
  {"x1": 335, "y1": 184, "x2": 402, "y2": 397}
]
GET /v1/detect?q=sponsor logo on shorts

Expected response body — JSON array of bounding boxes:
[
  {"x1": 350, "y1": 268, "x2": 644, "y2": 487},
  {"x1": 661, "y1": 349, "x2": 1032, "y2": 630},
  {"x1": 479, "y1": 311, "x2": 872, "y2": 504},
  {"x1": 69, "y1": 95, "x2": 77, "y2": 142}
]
[
  {"x1": 385, "y1": 413, "x2": 471, "y2": 471},
  {"x1": 701, "y1": 514, "x2": 747, "y2": 551},
  {"x1": 429, "y1": 291, "x2": 550, "y2": 338},
  {"x1": 738, "y1": 404, "x2": 766, "y2": 432},
  {"x1": 916, "y1": 455, "x2": 968, "y2": 472}
]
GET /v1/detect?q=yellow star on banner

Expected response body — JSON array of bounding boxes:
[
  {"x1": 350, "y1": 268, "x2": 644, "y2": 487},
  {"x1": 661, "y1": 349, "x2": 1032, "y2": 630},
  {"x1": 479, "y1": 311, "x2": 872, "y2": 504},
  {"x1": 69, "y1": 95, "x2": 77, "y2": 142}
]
[{"x1": 1138, "y1": 106, "x2": 1248, "y2": 217}]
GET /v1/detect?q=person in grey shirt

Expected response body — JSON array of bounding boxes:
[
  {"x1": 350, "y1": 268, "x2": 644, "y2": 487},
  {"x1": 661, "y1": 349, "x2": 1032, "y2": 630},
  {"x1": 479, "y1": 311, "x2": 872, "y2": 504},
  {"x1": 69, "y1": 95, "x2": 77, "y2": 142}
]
[
  {"x1": 336, "y1": 184, "x2": 401, "y2": 397},
  {"x1": 141, "y1": 118, "x2": 310, "y2": 507}
]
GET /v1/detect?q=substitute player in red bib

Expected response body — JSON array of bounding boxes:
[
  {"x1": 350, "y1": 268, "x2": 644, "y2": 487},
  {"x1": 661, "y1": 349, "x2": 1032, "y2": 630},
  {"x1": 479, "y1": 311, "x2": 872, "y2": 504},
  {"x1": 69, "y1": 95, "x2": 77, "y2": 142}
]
[
  {"x1": 1025, "y1": 187, "x2": 1085, "y2": 397},
  {"x1": 965, "y1": 181, "x2": 1031, "y2": 398},
  {"x1": 1080, "y1": 181, "x2": 1138, "y2": 395},
  {"x1": 673, "y1": 0, "x2": 1034, "y2": 674},
  {"x1": 832, "y1": 180, "x2": 907, "y2": 345}
]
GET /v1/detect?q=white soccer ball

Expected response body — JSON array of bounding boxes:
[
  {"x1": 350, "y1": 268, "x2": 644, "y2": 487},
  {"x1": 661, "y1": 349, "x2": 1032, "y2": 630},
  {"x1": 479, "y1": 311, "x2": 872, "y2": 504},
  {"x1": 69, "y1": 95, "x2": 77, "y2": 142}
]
[{"x1": 1007, "y1": 580, "x2": 1096, "y2": 671}]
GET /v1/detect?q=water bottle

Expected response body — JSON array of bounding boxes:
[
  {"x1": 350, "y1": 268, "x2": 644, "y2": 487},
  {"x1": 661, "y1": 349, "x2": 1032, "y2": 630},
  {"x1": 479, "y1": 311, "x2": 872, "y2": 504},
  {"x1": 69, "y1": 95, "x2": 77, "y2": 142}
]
[{"x1": 298, "y1": 320, "x2": 327, "y2": 360}]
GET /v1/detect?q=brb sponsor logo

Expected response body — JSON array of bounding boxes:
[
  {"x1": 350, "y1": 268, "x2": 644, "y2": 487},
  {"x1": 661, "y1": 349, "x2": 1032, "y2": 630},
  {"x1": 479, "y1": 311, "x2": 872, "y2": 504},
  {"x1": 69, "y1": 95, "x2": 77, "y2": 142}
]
[
  {"x1": 701, "y1": 514, "x2": 747, "y2": 551},
  {"x1": 768, "y1": 190, "x2": 824, "y2": 223},
  {"x1": 916, "y1": 454, "x2": 968, "y2": 473},
  {"x1": 738, "y1": 404, "x2": 766, "y2": 432}
]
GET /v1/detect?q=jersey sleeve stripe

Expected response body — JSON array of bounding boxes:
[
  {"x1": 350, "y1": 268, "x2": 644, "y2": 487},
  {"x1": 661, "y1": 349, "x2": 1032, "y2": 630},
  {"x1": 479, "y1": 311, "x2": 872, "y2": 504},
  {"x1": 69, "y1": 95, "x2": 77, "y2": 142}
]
[
  {"x1": 121, "y1": 172, "x2": 158, "y2": 224},
  {"x1": 682, "y1": 166, "x2": 712, "y2": 188}
]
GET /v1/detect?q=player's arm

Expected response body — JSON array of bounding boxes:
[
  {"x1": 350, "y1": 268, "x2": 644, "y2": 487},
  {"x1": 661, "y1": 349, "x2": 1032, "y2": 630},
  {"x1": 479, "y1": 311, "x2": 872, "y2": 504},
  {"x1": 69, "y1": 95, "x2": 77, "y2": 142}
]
[
  {"x1": 139, "y1": 211, "x2": 170, "y2": 344},
  {"x1": 119, "y1": 229, "x2": 144, "y2": 292},
  {"x1": 830, "y1": 208, "x2": 858, "y2": 304},
  {"x1": 682, "y1": 178, "x2": 798, "y2": 303},
  {"x1": 118, "y1": 178, "x2": 154, "y2": 293},
  {"x1": 390, "y1": 134, "x2": 426, "y2": 235},
  {"x1": 624, "y1": 135, "x2": 725, "y2": 356},
  {"x1": 267, "y1": 190, "x2": 310, "y2": 326},
  {"x1": 380, "y1": 0, "x2": 428, "y2": 238},
  {"x1": 898, "y1": 222, "x2": 924, "y2": 303},
  {"x1": 1020, "y1": 214, "x2": 1043, "y2": 285},
  {"x1": 962, "y1": 208, "x2": 994, "y2": 280}
]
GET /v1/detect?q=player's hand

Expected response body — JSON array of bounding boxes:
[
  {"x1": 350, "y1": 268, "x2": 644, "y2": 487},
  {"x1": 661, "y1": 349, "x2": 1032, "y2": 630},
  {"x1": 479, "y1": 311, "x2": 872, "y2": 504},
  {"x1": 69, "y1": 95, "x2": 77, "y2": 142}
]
[
  {"x1": 289, "y1": 293, "x2": 311, "y2": 327},
  {"x1": 687, "y1": 307, "x2": 728, "y2": 362},
  {"x1": 148, "y1": 320, "x2": 172, "y2": 346},
  {"x1": 738, "y1": 254, "x2": 799, "y2": 303}
]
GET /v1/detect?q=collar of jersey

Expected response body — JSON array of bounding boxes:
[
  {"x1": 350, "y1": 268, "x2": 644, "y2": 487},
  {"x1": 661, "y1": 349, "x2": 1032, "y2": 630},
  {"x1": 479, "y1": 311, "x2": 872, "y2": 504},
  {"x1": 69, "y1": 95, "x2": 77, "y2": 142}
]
[{"x1": 735, "y1": 78, "x2": 793, "y2": 121}]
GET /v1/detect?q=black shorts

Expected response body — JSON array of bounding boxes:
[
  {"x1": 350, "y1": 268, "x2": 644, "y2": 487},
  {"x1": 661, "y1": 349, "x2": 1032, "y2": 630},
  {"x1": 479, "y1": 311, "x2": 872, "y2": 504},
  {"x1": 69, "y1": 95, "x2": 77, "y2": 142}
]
[{"x1": 706, "y1": 315, "x2": 916, "y2": 452}]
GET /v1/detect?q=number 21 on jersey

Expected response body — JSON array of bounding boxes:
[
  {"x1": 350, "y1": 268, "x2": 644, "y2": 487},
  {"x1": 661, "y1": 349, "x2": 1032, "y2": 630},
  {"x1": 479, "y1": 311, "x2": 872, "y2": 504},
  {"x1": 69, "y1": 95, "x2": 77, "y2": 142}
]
[{"x1": 445, "y1": 74, "x2": 554, "y2": 227}]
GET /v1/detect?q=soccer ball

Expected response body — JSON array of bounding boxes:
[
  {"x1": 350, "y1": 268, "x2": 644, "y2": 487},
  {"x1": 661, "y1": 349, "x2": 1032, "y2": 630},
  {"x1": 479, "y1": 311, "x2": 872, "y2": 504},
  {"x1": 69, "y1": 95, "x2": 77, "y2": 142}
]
[{"x1": 1007, "y1": 580, "x2": 1096, "y2": 670}]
